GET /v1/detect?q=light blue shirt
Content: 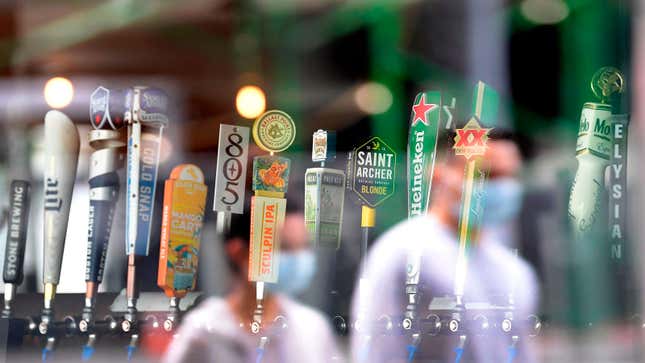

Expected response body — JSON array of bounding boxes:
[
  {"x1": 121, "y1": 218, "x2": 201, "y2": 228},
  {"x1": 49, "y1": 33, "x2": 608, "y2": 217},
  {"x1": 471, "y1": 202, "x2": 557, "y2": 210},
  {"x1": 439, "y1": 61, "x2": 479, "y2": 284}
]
[{"x1": 350, "y1": 215, "x2": 539, "y2": 363}]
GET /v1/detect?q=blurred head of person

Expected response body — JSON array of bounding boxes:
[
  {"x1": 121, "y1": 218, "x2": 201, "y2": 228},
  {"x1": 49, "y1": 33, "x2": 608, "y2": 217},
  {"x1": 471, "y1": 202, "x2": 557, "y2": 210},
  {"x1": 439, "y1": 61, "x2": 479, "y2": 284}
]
[
  {"x1": 430, "y1": 130, "x2": 524, "y2": 232},
  {"x1": 224, "y1": 204, "x2": 316, "y2": 297}
]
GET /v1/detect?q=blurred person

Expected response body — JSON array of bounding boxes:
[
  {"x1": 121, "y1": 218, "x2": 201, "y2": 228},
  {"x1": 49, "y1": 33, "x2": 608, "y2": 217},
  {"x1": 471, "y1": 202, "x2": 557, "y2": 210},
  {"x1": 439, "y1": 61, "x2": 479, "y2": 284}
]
[
  {"x1": 350, "y1": 133, "x2": 539, "y2": 363},
  {"x1": 164, "y1": 208, "x2": 341, "y2": 363}
]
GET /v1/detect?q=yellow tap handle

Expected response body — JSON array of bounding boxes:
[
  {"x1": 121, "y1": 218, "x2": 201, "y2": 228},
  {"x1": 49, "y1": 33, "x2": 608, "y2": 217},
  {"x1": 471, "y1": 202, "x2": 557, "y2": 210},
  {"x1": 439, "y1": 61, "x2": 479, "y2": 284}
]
[{"x1": 361, "y1": 206, "x2": 376, "y2": 228}]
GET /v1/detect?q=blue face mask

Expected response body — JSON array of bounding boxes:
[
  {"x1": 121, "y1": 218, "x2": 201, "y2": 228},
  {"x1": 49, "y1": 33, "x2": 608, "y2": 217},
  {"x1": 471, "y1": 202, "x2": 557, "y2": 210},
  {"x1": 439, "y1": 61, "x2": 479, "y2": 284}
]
[
  {"x1": 267, "y1": 250, "x2": 317, "y2": 296},
  {"x1": 482, "y1": 178, "x2": 523, "y2": 225}
]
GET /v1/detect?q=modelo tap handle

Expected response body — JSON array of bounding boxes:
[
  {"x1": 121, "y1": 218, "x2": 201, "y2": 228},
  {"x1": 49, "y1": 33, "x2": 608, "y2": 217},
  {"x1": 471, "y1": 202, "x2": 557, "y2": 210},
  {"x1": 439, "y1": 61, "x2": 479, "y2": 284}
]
[{"x1": 2, "y1": 180, "x2": 31, "y2": 317}]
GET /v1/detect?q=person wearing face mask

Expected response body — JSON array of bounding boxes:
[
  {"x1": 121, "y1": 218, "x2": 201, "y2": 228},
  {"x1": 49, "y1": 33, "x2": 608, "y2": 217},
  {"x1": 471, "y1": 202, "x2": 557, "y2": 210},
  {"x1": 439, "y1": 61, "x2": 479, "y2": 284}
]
[
  {"x1": 350, "y1": 132, "x2": 539, "y2": 363},
  {"x1": 164, "y1": 205, "x2": 341, "y2": 363}
]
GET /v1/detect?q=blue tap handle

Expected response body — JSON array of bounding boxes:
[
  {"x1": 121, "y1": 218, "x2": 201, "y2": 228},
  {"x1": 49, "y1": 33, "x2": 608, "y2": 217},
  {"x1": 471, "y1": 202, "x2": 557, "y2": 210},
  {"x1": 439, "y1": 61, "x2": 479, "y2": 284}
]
[
  {"x1": 454, "y1": 347, "x2": 464, "y2": 363},
  {"x1": 127, "y1": 345, "x2": 136, "y2": 361},
  {"x1": 406, "y1": 344, "x2": 417, "y2": 362},
  {"x1": 42, "y1": 347, "x2": 52, "y2": 362},
  {"x1": 507, "y1": 346, "x2": 517, "y2": 363},
  {"x1": 358, "y1": 342, "x2": 370, "y2": 363},
  {"x1": 256, "y1": 347, "x2": 265, "y2": 363},
  {"x1": 82, "y1": 345, "x2": 95, "y2": 361}
]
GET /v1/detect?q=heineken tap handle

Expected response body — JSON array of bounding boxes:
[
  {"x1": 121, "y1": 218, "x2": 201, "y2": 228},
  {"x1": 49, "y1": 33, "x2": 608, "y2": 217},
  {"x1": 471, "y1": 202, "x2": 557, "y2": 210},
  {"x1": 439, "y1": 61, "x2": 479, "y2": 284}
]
[
  {"x1": 41, "y1": 110, "x2": 80, "y2": 331},
  {"x1": 2, "y1": 180, "x2": 31, "y2": 317},
  {"x1": 404, "y1": 91, "x2": 441, "y2": 331}
]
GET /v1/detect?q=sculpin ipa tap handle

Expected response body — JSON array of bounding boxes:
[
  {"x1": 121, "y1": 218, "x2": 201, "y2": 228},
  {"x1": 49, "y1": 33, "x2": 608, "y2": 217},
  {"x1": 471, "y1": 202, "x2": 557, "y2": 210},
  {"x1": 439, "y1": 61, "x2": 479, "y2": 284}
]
[
  {"x1": 157, "y1": 164, "x2": 207, "y2": 331},
  {"x1": 2, "y1": 180, "x2": 31, "y2": 317},
  {"x1": 41, "y1": 110, "x2": 80, "y2": 332},
  {"x1": 81, "y1": 86, "x2": 127, "y2": 332},
  {"x1": 249, "y1": 110, "x2": 296, "y2": 334}
]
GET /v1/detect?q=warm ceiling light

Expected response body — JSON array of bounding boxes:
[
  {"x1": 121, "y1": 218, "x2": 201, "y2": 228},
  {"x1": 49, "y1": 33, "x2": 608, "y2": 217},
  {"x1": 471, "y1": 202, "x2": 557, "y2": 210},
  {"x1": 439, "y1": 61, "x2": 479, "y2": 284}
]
[
  {"x1": 44, "y1": 77, "x2": 74, "y2": 109},
  {"x1": 236, "y1": 85, "x2": 266, "y2": 119},
  {"x1": 520, "y1": 0, "x2": 569, "y2": 25},
  {"x1": 354, "y1": 82, "x2": 393, "y2": 115}
]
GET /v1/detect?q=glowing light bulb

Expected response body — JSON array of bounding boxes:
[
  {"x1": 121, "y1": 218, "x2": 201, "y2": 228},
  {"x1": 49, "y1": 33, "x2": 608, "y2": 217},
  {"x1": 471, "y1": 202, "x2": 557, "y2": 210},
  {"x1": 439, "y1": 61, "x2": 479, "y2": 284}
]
[
  {"x1": 44, "y1": 77, "x2": 74, "y2": 109},
  {"x1": 520, "y1": 0, "x2": 569, "y2": 25},
  {"x1": 236, "y1": 85, "x2": 266, "y2": 119},
  {"x1": 354, "y1": 82, "x2": 393, "y2": 115}
]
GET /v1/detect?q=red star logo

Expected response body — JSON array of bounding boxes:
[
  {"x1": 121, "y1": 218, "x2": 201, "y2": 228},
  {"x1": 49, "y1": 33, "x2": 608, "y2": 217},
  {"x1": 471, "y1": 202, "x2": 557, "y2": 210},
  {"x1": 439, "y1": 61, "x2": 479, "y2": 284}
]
[{"x1": 412, "y1": 94, "x2": 437, "y2": 126}]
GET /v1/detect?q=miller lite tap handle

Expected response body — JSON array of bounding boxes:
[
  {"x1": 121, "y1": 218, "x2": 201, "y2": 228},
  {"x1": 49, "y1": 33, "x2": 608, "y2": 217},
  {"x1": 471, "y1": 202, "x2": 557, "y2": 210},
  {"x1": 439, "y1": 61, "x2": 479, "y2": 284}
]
[
  {"x1": 3, "y1": 180, "x2": 31, "y2": 286},
  {"x1": 43, "y1": 110, "x2": 80, "y2": 287}
]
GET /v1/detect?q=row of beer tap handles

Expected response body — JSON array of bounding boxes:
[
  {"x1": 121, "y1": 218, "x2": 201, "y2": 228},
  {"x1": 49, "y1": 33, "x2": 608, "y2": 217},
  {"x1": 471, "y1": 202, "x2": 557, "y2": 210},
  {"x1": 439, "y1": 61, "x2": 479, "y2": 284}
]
[
  {"x1": 0, "y1": 86, "x2": 206, "y2": 361},
  {"x1": 0, "y1": 69, "x2": 627, "y2": 361},
  {"x1": 347, "y1": 68, "x2": 627, "y2": 362},
  {"x1": 346, "y1": 83, "x2": 532, "y2": 362}
]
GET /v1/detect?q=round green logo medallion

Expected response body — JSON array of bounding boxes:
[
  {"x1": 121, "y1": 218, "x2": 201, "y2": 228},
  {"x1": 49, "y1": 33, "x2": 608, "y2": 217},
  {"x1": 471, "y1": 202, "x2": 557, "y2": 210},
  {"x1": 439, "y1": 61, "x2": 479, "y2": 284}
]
[{"x1": 252, "y1": 110, "x2": 296, "y2": 153}]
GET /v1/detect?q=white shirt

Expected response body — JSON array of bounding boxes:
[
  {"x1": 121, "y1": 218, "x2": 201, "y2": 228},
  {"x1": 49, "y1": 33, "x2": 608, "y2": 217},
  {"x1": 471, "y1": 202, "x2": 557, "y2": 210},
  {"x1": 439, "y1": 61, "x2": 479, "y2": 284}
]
[
  {"x1": 164, "y1": 295, "x2": 342, "y2": 363},
  {"x1": 350, "y1": 215, "x2": 539, "y2": 363}
]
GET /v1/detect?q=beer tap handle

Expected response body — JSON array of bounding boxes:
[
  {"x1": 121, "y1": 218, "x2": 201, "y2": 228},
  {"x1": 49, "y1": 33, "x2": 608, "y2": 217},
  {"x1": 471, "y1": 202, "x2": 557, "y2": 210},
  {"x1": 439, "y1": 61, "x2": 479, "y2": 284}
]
[
  {"x1": 157, "y1": 164, "x2": 207, "y2": 332},
  {"x1": 126, "y1": 333, "x2": 139, "y2": 361},
  {"x1": 356, "y1": 334, "x2": 372, "y2": 363},
  {"x1": 255, "y1": 336, "x2": 269, "y2": 363},
  {"x1": 252, "y1": 282, "x2": 265, "y2": 334},
  {"x1": 506, "y1": 335, "x2": 519, "y2": 363},
  {"x1": 164, "y1": 297, "x2": 180, "y2": 332},
  {"x1": 42, "y1": 110, "x2": 81, "y2": 333},
  {"x1": 41, "y1": 336, "x2": 56, "y2": 362},
  {"x1": 454, "y1": 335, "x2": 467, "y2": 363},
  {"x1": 406, "y1": 333, "x2": 421, "y2": 363},
  {"x1": 2, "y1": 180, "x2": 31, "y2": 318},
  {"x1": 81, "y1": 333, "x2": 97, "y2": 361}
]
